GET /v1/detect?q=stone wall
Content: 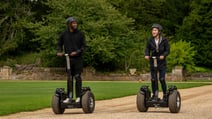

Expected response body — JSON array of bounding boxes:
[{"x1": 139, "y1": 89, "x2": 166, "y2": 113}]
[
  {"x1": 190, "y1": 73, "x2": 212, "y2": 80},
  {"x1": 0, "y1": 66, "x2": 12, "y2": 79},
  {"x1": 0, "y1": 66, "x2": 211, "y2": 81},
  {"x1": 14, "y1": 67, "x2": 66, "y2": 80}
]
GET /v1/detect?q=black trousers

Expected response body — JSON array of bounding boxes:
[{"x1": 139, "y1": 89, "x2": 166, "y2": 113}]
[
  {"x1": 67, "y1": 57, "x2": 83, "y2": 98},
  {"x1": 150, "y1": 66, "x2": 167, "y2": 96}
]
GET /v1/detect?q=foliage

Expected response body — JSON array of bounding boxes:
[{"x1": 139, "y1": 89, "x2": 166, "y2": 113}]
[
  {"x1": 194, "y1": 66, "x2": 212, "y2": 73},
  {"x1": 177, "y1": 0, "x2": 212, "y2": 67},
  {"x1": 0, "y1": 0, "x2": 34, "y2": 56},
  {"x1": 0, "y1": 0, "x2": 211, "y2": 71},
  {"x1": 29, "y1": 0, "x2": 144, "y2": 71},
  {"x1": 167, "y1": 40, "x2": 196, "y2": 72},
  {"x1": 0, "y1": 52, "x2": 40, "y2": 67},
  {"x1": 108, "y1": 0, "x2": 192, "y2": 36},
  {"x1": 122, "y1": 29, "x2": 150, "y2": 72},
  {"x1": 39, "y1": 51, "x2": 66, "y2": 67}
]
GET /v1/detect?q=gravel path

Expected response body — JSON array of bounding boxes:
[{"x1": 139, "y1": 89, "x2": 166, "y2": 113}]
[{"x1": 1, "y1": 85, "x2": 212, "y2": 119}]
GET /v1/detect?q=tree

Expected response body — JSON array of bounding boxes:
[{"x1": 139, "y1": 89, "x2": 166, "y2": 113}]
[
  {"x1": 30, "y1": 0, "x2": 144, "y2": 71},
  {"x1": 108, "y1": 0, "x2": 192, "y2": 36},
  {"x1": 108, "y1": 0, "x2": 164, "y2": 30},
  {"x1": 0, "y1": 0, "x2": 34, "y2": 56},
  {"x1": 177, "y1": 0, "x2": 212, "y2": 67}
]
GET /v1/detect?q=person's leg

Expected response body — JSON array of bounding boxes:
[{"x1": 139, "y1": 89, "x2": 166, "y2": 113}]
[
  {"x1": 74, "y1": 58, "x2": 83, "y2": 102},
  {"x1": 150, "y1": 67, "x2": 158, "y2": 99},
  {"x1": 75, "y1": 73, "x2": 82, "y2": 98},
  {"x1": 159, "y1": 67, "x2": 167, "y2": 100}
]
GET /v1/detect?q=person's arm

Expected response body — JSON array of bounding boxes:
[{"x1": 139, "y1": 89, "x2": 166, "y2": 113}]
[
  {"x1": 76, "y1": 32, "x2": 86, "y2": 54},
  {"x1": 56, "y1": 33, "x2": 64, "y2": 56},
  {"x1": 163, "y1": 39, "x2": 170, "y2": 57},
  {"x1": 144, "y1": 39, "x2": 150, "y2": 60}
]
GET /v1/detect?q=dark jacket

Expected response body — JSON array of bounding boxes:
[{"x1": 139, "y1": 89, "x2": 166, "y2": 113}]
[
  {"x1": 144, "y1": 36, "x2": 170, "y2": 69},
  {"x1": 57, "y1": 29, "x2": 86, "y2": 58}
]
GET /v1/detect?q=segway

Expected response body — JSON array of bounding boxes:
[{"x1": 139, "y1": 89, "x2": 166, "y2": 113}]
[
  {"x1": 136, "y1": 56, "x2": 181, "y2": 113},
  {"x1": 52, "y1": 54, "x2": 95, "y2": 114}
]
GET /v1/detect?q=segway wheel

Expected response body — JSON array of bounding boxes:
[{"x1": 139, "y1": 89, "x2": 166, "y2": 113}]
[
  {"x1": 52, "y1": 95, "x2": 65, "y2": 114},
  {"x1": 82, "y1": 91, "x2": 95, "y2": 113},
  {"x1": 168, "y1": 90, "x2": 181, "y2": 113},
  {"x1": 136, "y1": 92, "x2": 148, "y2": 112}
]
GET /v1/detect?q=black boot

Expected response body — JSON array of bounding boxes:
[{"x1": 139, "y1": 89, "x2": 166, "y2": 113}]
[
  {"x1": 162, "y1": 93, "x2": 167, "y2": 101},
  {"x1": 151, "y1": 90, "x2": 158, "y2": 101}
]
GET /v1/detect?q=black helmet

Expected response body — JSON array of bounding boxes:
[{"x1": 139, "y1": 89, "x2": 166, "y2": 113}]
[
  {"x1": 66, "y1": 17, "x2": 77, "y2": 25},
  {"x1": 151, "y1": 23, "x2": 163, "y2": 31}
]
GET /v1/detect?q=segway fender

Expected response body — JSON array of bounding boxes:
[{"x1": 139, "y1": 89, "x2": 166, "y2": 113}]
[
  {"x1": 140, "y1": 86, "x2": 148, "y2": 92},
  {"x1": 168, "y1": 85, "x2": 177, "y2": 95},
  {"x1": 139, "y1": 86, "x2": 151, "y2": 99},
  {"x1": 139, "y1": 90, "x2": 145, "y2": 95},
  {"x1": 55, "y1": 88, "x2": 66, "y2": 99},
  {"x1": 82, "y1": 87, "x2": 91, "y2": 91},
  {"x1": 81, "y1": 87, "x2": 91, "y2": 96}
]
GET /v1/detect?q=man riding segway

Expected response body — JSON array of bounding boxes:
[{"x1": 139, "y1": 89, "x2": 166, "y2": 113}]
[
  {"x1": 57, "y1": 17, "x2": 86, "y2": 103},
  {"x1": 144, "y1": 23, "x2": 170, "y2": 101},
  {"x1": 52, "y1": 17, "x2": 95, "y2": 114}
]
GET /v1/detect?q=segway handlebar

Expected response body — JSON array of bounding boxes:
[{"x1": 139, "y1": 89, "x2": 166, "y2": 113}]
[
  {"x1": 152, "y1": 56, "x2": 159, "y2": 68},
  {"x1": 65, "y1": 54, "x2": 71, "y2": 70}
]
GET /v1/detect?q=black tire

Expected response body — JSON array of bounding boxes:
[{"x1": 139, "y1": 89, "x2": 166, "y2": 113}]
[
  {"x1": 82, "y1": 91, "x2": 95, "y2": 113},
  {"x1": 136, "y1": 92, "x2": 148, "y2": 112},
  {"x1": 168, "y1": 90, "x2": 181, "y2": 113},
  {"x1": 52, "y1": 95, "x2": 65, "y2": 114}
]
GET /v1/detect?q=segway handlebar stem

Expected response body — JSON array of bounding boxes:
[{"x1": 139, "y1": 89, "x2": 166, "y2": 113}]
[
  {"x1": 65, "y1": 54, "x2": 71, "y2": 70},
  {"x1": 152, "y1": 56, "x2": 159, "y2": 68}
]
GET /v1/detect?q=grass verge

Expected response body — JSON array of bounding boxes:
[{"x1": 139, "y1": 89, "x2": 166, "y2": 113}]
[{"x1": 0, "y1": 80, "x2": 211, "y2": 116}]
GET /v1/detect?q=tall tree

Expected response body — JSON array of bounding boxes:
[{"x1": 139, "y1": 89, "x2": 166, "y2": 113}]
[
  {"x1": 108, "y1": 0, "x2": 192, "y2": 37},
  {"x1": 0, "y1": 0, "x2": 34, "y2": 56},
  {"x1": 177, "y1": 0, "x2": 212, "y2": 67}
]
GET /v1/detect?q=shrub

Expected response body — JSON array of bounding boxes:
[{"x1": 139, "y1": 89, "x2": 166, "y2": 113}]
[{"x1": 167, "y1": 40, "x2": 196, "y2": 72}]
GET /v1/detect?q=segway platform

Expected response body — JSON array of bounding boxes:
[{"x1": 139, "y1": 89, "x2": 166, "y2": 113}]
[
  {"x1": 136, "y1": 85, "x2": 181, "y2": 113},
  {"x1": 146, "y1": 99, "x2": 168, "y2": 107},
  {"x1": 52, "y1": 87, "x2": 95, "y2": 114}
]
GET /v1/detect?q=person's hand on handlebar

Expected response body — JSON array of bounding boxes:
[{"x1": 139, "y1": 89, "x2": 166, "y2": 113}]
[
  {"x1": 145, "y1": 56, "x2": 150, "y2": 60},
  {"x1": 159, "y1": 55, "x2": 164, "y2": 60},
  {"x1": 70, "y1": 51, "x2": 77, "y2": 56},
  {"x1": 57, "y1": 52, "x2": 63, "y2": 57},
  {"x1": 145, "y1": 56, "x2": 164, "y2": 60}
]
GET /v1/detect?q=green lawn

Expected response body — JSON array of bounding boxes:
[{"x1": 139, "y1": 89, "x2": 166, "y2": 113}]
[{"x1": 0, "y1": 80, "x2": 211, "y2": 116}]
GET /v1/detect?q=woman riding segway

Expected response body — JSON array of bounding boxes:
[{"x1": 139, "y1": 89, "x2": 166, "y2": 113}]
[{"x1": 144, "y1": 24, "x2": 170, "y2": 101}]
